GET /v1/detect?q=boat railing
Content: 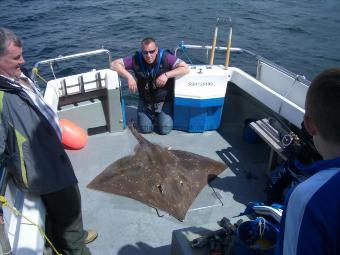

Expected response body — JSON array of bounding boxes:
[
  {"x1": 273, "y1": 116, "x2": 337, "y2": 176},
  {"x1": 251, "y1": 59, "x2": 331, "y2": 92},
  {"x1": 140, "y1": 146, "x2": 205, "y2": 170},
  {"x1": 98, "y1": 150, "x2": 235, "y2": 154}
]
[
  {"x1": 174, "y1": 44, "x2": 310, "y2": 86},
  {"x1": 31, "y1": 49, "x2": 112, "y2": 85},
  {"x1": 33, "y1": 49, "x2": 124, "y2": 133}
]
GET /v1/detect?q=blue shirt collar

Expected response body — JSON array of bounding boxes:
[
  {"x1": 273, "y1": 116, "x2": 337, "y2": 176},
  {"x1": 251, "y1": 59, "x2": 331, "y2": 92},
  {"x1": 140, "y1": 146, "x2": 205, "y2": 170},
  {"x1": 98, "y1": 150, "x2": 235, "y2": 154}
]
[{"x1": 295, "y1": 157, "x2": 340, "y2": 175}]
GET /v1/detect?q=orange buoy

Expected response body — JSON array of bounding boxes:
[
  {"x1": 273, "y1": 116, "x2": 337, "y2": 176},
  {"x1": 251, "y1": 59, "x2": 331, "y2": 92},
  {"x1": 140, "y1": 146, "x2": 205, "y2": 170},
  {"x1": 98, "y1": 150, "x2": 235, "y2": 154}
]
[{"x1": 59, "y1": 119, "x2": 88, "y2": 150}]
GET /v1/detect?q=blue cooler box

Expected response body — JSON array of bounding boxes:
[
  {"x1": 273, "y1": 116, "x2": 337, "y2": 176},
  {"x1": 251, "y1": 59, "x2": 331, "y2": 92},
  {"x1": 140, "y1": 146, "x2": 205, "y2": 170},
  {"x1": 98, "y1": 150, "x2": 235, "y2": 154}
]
[
  {"x1": 173, "y1": 65, "x2": 230, "y2": 132},
  {"x1": 174, "y1": 97, "x2": 225, "y2": 132}
]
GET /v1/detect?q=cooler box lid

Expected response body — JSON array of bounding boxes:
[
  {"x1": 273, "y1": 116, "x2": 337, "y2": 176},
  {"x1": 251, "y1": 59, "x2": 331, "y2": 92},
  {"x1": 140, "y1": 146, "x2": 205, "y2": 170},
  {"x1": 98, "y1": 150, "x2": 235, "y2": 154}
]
[{"x1": 175, "y1": 65, "x2": 231, "y2": 99}]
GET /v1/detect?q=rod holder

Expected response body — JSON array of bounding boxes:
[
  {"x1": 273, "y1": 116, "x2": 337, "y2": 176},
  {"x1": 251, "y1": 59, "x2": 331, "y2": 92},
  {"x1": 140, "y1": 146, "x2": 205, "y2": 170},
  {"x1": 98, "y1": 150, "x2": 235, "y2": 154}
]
[
  {"x1": 209, "y1": 18, "x2": 220, "y2": 65},
  {"x1": 95, "y1": 72, "x2": 102, "y2": 88},
  {"x1": 61, "y1": 79, "x2": 67, "y2": 96},
  {"x1": 78, "y1": 75, "x2": 85, "y2": 93},
  {"x1": 224, "y1": 23, "x2": 233, "y2": 70}
]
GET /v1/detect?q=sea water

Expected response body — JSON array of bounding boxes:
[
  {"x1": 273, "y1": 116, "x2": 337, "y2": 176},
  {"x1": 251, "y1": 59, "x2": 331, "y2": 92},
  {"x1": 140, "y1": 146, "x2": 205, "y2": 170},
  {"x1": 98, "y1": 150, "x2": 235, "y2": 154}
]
[{"x1": 1, "y1": 0, "x2": 339, "y2": 103}]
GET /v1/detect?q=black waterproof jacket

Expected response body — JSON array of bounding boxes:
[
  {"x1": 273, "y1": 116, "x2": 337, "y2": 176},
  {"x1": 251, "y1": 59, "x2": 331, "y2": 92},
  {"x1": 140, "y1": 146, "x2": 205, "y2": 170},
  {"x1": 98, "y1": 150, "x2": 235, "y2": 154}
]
[
  {"x1": 0, "y1": 76, "x2": 77, "y2": 194},
  {"x1": 132, "y1": 49, "x2": 175, "y2": 104}
]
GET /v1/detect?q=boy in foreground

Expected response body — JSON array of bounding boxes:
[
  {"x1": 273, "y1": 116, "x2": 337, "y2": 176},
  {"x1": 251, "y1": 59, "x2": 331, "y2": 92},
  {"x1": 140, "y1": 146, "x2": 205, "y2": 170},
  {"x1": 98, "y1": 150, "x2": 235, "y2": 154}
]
[{"x1": 278, "y1": 68, "x2": 340, "y2": 254}]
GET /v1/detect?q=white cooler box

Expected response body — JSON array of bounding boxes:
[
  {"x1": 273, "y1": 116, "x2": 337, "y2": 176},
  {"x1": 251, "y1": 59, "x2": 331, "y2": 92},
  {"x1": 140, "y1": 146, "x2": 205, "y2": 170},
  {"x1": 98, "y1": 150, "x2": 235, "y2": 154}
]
[{"x1": 174, "y1": 65, "x2": 231, "y2": 132}]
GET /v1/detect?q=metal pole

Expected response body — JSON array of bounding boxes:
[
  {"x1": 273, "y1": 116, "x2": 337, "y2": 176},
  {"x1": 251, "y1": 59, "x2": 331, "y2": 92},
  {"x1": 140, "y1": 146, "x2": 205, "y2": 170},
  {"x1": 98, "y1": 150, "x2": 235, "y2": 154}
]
[
  {"x1": 209, "y1": 18, "x2": 219, "y2": 65},
  {"x1": 0, "y1": 211, "x2": 12, "y2": 255},
  {"x1": 224, "y1": 20, "x2": 233, "y2": 70}
]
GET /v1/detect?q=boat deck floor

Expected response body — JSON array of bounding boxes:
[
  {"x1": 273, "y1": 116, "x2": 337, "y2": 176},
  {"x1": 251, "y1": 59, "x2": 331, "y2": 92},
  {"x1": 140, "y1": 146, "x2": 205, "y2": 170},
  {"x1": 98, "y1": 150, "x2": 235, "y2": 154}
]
[{"x1": 67, "y1": 122, "x2": 270, "y2": 255}]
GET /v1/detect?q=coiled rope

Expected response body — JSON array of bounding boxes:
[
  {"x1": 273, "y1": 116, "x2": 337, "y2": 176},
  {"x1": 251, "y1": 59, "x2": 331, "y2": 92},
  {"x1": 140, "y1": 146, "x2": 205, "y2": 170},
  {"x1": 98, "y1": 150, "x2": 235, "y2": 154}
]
[{"x1": 32, "y1": 67, "x2": 48, "y2": 84}]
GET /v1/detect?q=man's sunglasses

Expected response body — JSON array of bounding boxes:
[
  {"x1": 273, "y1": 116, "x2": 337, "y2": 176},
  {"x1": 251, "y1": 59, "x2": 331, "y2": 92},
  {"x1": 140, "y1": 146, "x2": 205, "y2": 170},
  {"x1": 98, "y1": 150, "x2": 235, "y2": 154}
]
[{"x1": 142, "y1": 49, "x2": 157, "y2": 55}]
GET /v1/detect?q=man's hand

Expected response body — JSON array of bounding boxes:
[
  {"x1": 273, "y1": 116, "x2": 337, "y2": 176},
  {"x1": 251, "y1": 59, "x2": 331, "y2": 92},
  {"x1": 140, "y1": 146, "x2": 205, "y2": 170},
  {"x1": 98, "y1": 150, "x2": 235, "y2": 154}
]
[
  {"x1": 156, "y1": 73, "x2": 168, "y2": 87},
  {"x1": 127, "y1": 78, "x2": 138, "y2": 92}
]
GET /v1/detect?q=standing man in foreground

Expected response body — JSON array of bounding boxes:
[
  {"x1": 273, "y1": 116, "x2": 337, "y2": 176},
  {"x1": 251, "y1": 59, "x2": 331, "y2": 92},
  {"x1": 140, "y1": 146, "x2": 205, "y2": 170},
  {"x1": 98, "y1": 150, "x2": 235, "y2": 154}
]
[
  {"x1": 0, "y1": 27, "x2": 97, "y2": 255},
  {"x1": 111, "y1": 37, "x2": 189, "y2": 135},
  {"x1": 278, "y1": 68, "x2": 340, "y2": 254}
]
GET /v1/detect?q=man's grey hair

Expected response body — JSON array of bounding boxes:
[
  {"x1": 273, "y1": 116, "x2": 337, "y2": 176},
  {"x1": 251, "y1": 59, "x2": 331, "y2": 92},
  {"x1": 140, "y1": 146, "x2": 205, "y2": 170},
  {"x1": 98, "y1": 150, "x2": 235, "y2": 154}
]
[{"x1": 0, "y1": 27, "x2": 22, "y2": 57}]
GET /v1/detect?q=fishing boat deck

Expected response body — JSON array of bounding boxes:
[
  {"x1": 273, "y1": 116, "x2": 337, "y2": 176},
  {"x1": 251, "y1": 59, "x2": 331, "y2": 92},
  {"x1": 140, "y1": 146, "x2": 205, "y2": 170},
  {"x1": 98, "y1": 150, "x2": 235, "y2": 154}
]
[
  {"x1": 68, "y1": 86, "x2": 271, "y2": 255},
  {"x1": 1, "y1": 46, "x2": 309, "y2": 254}
]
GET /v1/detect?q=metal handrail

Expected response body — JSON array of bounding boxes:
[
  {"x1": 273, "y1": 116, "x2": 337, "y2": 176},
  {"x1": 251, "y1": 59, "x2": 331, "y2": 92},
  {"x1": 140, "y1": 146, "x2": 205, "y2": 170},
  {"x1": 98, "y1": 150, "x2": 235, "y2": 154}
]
[
  {"x1": 174, "y1": 44, "x2": 310, "y2": 85},
  {"x1": 31, "y1": 49, "x2": 112, "y2": 82},
  {"x1": 174, "y1": 44, "x2": 257, "y2": 57}
]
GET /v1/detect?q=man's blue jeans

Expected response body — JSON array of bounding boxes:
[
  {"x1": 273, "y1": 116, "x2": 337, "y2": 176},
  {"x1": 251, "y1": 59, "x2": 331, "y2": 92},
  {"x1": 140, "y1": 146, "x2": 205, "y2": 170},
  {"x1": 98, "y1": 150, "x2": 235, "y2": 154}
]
[{"x1": 137, "y1": 99, "x2": 173, "y2": 135}]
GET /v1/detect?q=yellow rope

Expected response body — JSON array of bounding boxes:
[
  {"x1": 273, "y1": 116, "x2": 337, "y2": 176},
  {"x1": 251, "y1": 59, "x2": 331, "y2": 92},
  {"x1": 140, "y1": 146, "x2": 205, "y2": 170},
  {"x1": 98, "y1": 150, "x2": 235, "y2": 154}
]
[
  {"x1": 0, "y1": 195, "x2": 62, "y2": 255},
  {"x1": 32, "y1": 67, "x2": 48, "y2": 84}
]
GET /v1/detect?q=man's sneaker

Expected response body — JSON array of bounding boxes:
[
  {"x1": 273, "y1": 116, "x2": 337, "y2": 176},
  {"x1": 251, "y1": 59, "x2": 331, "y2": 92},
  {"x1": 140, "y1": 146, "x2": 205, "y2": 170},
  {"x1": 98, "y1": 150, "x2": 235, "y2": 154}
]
[{"x1": 84, "y1": 229, "x2": 98, "y2": 244}]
